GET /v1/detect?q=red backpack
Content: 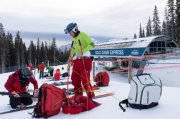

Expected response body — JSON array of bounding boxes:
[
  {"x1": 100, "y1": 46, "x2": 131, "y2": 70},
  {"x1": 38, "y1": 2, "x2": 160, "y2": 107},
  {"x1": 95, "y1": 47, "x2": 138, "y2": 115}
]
[
  {"x1": 94, "y1": 72, "x2": 110, "y2": 86},
  {"x1": 33, "y1": 83, "x2": 66, "y2": 118}
]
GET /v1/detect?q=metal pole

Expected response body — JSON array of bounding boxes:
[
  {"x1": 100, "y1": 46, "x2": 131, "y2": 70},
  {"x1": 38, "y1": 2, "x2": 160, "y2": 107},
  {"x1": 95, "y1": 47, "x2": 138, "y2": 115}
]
[
  {"x1": 93, "y1": 61, "x2": 96, "y2": 79},
  {"x1": 128, "y1": 56, "x2": 133, "y2": 83}
]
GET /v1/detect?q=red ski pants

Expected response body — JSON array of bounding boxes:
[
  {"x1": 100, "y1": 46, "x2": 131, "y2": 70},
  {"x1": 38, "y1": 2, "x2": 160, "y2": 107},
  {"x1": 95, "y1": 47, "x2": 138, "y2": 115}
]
[{"x1": 72, "y1": 58, "x2": 95, "y2": 98}]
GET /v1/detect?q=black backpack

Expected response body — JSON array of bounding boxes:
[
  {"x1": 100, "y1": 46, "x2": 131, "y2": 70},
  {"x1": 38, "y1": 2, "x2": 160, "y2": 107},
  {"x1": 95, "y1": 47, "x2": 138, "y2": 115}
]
[{"x1": 62, "y1": 72, "x2": 69, "y2": 77}]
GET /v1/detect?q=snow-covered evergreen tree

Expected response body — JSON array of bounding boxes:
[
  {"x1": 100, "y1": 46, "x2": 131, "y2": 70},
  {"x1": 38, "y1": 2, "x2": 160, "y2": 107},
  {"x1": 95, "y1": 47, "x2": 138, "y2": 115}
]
[
  {"x1": 176, "y1": 0, "x2": 180, "y2": 43},
  {"x1": 139, "y1": 23, "x2": 143, "y2": 38},
  {"x1": 142, "y1": 28, "x2": 145, "y2": 37},
  {"x1": 163, "y1": 8, "x2": 171, "y2": 36},
  {"x1": 133, "y1": 33, "x2": 137, "y2": 39},
  {"x1": 152, "y1": 6, "x2": 161, "y2": 35},
  {"x1": 167, "y1": 0, "x2": 176, "y2": 40},
  {"x1": 146, "y1": 17, "x2": 152, "y2": 37},
  {"x1": 162, "y1": 21, "x2": 167, "y2": 35}
]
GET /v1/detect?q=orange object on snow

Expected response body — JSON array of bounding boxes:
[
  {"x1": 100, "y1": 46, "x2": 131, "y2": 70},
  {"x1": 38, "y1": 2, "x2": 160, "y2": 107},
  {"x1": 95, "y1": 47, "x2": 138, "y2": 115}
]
[
  {"x1": 53, "y1": 69, "x2": 61, "y2": 81},
  {"x1": 94, "y1": 71, "x2": 110, "y2": 87}
]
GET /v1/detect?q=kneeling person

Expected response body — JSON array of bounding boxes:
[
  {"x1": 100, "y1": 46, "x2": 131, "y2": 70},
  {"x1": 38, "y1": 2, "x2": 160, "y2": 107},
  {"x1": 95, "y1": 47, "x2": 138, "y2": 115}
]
[{"x1": 4, "y1": 67, "x2": 38, "y2": 109}]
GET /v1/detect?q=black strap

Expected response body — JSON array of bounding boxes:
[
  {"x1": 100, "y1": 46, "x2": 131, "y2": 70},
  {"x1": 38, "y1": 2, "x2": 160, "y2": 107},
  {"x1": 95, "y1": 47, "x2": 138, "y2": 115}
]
[
  {"x1": 136, "y1": 73, "x2": 150, "y2": 76},
  {"x1": 78, "y1": 39, "x2": 81, "y2": 46},
  {"x1": 119, "y1": 99, "x2": 129, "y2": 112}
]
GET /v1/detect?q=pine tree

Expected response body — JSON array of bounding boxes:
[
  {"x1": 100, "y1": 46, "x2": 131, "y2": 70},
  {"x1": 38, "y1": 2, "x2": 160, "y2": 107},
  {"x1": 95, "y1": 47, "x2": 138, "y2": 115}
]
[
  {"x1": 29, "y1": 41, "x2": 37, "y2": 66},
  {"x1": 4, "y1": 32, "x2": 11, "y2": 71},
  {"x1": 51, "y1": 37, "x2": 57, "y2": 65},
  {"x1": 152, "y1": 5, "x2": 161, "y2": 35},
  {"x1": 28, "y1": 41, "x2": 35, "y2": 65},
  {"x1": 44, "y1": 41, "x2": 48, "y2": 64},
  {"x1": 146, "y1": 17, "x2": 152, "y2": 37},
  {"x1": 6, "y1": 33, "x2": 15, "y2": 69},
  {"x1": 1, "y1": 33, "x2": 6, "y2": 73},
  {"x1": 142, "y1": 28, "x2": 145, "y2": 37},
  {"x1": 162, "y1": 21, "x2": 167, "y2": 35},
  {"x1": 40, "y1": 41, "x2": 45, "y2": 63},
  {"x1": 139, "y1": 23, "x2": 143, "y2": 38},
  {"x1": 176, "y1": 0, "x2": 180, "y2": 44},
  {"x1": 14, "y1": 31, "x2": 24, "y2": 68},
  {"x1": 163, "y1": 8, "x2": 171, "y2": 36},
  {"x1": 167, "y1": 0, "x2": 176, "y2": 40},
  {"x1": 0, "y1": 23, "x2": 6, "y2": 73},
  {"x1": 36, "y1": 38, "x2": 40, "y2": 65},
  {"x1": 133, "y1": 33, "x2": 137, "y2": 39},
  {"x1": 0, "y1": 23, "x2": 4, "y2": 36}
]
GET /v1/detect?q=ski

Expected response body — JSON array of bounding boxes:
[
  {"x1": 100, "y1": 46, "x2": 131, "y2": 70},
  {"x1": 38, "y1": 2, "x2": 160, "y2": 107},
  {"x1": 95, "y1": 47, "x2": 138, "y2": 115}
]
[
  {"x1": 64, "y1": 86, "x2": 100, "y2": 95},
  {"x1": 63, "y1": 87, "x2": 113, "y2": 99},
  {"x1": 52, "y1": 81, "x2": 72, "y2": 86},
  {"x1": 43, "y1": 78, "x2": 66, "y2": 82},
  {"x1": 0, "y1": 92, "x2": 34, "y2": 98},
  {"x1": 93, "y1": 92, "x2": 115, "y2": 99},
  {"x1": 0, "y1": 105, "x2": 35, "y2": 115}
]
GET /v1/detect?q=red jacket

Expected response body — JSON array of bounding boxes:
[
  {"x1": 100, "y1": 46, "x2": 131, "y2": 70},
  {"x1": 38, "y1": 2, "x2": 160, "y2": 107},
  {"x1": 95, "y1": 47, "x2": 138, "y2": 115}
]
[
  {"x1": 54, "y1": 69, "x2": 61, "y2": 81},
  {"x1": 38, "y1": 64, "x2": 45, "y2": 72},
  {"x1": 5, "y1": 70, "x2": 38, "y2": 93}
]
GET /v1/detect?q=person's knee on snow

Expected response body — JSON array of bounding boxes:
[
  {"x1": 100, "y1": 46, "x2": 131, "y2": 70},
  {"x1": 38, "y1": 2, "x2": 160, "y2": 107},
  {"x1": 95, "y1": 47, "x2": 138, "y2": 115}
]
[{"x1": 9, "y1": 96, "x2": 21, "y2": 109}]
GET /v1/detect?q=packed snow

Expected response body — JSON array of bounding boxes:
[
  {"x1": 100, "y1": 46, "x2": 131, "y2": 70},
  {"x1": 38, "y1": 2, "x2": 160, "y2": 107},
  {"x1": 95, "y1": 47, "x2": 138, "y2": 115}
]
[{"x1": 0, "y1": 63, "x2": 180, "y2": 119}]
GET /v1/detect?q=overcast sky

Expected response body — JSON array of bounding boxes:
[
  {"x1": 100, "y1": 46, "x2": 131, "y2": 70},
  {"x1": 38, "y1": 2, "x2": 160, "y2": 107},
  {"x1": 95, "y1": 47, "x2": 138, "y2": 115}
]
[{"x1": 0, "y1": 0, "x2": 167, "y2": 38}]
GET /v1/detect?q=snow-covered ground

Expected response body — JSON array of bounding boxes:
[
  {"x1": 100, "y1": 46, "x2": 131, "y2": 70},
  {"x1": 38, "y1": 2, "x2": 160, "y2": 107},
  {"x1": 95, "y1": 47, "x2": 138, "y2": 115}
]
[
  {"x1": 143, "y1": 58, "x2": 180, "y2": 87},
  {"x1": 0, "y1": 63, "x2": 180, "y2": 119}
]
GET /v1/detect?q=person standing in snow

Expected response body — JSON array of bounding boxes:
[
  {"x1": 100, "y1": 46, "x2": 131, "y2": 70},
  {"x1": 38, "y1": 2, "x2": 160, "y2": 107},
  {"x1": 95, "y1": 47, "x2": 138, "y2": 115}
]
[
  {"x1": 38, "y1": 62, "x2": 45, "y2": 79},
  {"x1": 64, "y1": 22, "x2": 95, "y2": 98},
  {"x1": 4, "y1": 67, "x2": 38, "y2": 109}
]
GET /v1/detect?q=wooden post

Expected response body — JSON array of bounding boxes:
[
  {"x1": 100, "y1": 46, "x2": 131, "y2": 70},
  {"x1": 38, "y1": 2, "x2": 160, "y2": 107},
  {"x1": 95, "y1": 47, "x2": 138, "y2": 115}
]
[{"x1": 128, "y1": 56, "x2": 133, "y2": 83}]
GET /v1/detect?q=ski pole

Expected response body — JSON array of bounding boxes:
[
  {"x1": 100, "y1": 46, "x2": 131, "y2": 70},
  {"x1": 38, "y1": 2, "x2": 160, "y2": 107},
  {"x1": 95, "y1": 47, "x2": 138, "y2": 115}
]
[
  {"x1": 78, "y1": 39, "x2": 91, "y2": 110},
  {"x1": 67, "y1": 41, "x2": 74, "y2": 91},
  {"x1": 66, "y1": 41, "x2": 74, "y2": 111}
]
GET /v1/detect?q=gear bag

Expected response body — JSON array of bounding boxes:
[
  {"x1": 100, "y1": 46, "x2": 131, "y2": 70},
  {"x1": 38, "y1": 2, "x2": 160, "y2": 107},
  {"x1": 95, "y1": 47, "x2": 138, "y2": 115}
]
[
  {"x1": 32, "y1": 83, "x2": 66, "y2": 118},
  {"x1": 94, "y1": 72, "x2": 110, "y2": 87},
  {"x1": 62, "y1": 95, "x2": 100, "y2": 114},
  {"x1": 119, "y1": 73, "x2": 162, "y2": 112}
]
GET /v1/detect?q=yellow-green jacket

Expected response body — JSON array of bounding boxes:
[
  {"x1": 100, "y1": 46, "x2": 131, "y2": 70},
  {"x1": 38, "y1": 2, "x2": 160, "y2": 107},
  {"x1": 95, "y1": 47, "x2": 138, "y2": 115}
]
[{"x1": 71, "y1": 32, "x2": 94, "y2": 57}]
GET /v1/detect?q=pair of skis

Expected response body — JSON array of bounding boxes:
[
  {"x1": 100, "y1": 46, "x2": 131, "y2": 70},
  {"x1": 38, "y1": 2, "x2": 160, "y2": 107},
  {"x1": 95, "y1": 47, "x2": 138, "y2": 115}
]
[
  {"x1": 43, "y1": 78, "x2": 67, "y2": 82},
  {"x1": 0, "y1": 92, "x2": 34, "y2": 98},
  {"x1": 0, "y1": 105, "x2": 36, "y2": 115},
  {"x1": 0, "y1": 85, "x2": 98, "y2": 98}
]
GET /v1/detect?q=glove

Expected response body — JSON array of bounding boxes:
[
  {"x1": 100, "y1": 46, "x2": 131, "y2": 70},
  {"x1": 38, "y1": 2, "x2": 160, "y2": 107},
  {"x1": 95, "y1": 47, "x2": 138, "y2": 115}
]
[
  {"x1": 11, "y1": 91, "x2": 20, "y2": 98},
  {"x1": 33, "y1": 89, "x2": 39, "y2": 98}
]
